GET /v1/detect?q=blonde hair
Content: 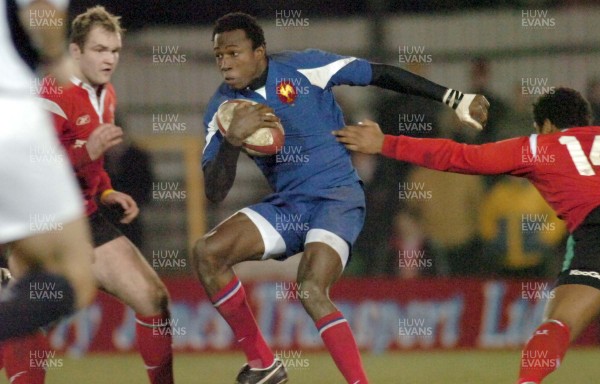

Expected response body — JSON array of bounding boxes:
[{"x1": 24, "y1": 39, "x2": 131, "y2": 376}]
[{"x1": 70, "y1": 6, "x2": 124, "y2": 49}]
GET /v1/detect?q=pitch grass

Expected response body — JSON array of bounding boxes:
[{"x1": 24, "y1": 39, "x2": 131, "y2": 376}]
[{"x1": 1, "y1": 349, "x2": 599, "y2": 383}]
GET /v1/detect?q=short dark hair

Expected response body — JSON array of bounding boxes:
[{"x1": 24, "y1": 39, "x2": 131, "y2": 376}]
[
  {"x1": 212, "y1": 12, "x2": 265, "y2": 50},
  {"x1": 533, "y1": 87, "x2": 592, "y2": 129}
]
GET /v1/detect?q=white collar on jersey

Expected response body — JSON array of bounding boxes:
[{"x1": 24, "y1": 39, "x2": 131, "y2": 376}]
[
  {"x1": 69, "y1": 76, "x2": 103, "y2": 93},
  {"x1": 69, "y1": 76, "x2": 108, "y2": 123}
]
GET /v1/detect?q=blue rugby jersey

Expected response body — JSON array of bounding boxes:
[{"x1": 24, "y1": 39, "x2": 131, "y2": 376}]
[{"x1": 202, "y1": 49, "x2": 372, "y2": 193}]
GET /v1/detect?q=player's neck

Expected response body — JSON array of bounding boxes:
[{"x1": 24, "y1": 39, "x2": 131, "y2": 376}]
[
  {"x1": 76, "y1": 78, "x2": 105, "y2": 97},
  {"x1": 247, "y1": 60, "x2": 268, "y2": 91},
  {"x1": 72, "y1": 70, "x2": 104, "y2": 95}
]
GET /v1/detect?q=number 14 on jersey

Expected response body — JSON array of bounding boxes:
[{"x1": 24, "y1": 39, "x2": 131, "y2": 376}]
[{"x1": 559, "y1": 135, "x2": 600, "y2": 176}]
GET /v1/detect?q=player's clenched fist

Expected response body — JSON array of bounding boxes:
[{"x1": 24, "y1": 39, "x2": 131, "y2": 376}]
[
  {"x1": 333, "y1": 119, "x2": 385, "y2": 154},
  {"x1": 86, "y1": 123, "x2": 123, "y2": 160},
  {"x1": 225, "y1": 103, "x2": 280, "y2": 147},
  {"x1": 100, "y1": 190, "x2": 139, "y2": 224},
  {"x1": 454, "y1": 93, "x2": 490, "y2": 130}
]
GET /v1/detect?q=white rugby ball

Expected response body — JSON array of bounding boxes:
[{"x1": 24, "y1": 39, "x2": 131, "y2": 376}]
[{"x1": 216, "y1": 99, "x2": 285, "y2": 156}]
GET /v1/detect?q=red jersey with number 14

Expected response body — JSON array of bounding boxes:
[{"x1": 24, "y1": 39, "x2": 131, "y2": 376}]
[
  {"x1": 38, "y1": 77, "x2": 116, "y2": 216},
  {"x1": 382, "y1": 126, "x2": 600, "y2": 232}
]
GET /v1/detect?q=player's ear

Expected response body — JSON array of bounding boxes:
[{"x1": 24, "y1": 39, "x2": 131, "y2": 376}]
[
  {"x1": 254, "y1": 44, "x2": 266, "y2": 59},
  {"x1": 69, "y1": 42, "x2": 82, "y2": 59}
]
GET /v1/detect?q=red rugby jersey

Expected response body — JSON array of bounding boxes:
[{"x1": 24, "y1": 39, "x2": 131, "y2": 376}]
[
  {"x1": 39, "y1": 77, "x2": 116, "y2": 216},
  {"x1": 382, "y1": 127, "x2": 600, "y2": 232}
]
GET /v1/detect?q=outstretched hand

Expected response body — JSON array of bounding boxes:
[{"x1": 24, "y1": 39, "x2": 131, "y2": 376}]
[
  {"x1": 333, "y1": 119, "x2": 385, "y2": 154},
  {"x1": 455, "y1": 94, "x2": 490, "y2": 130}
]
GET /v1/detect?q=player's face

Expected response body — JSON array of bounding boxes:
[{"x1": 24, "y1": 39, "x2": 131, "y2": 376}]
[
  {"x1": 71, "y1": 26, "x2": 121, "y2": 87},
  {"x1": 213, "y1": 29, "x2": 266, "y2": 90}
]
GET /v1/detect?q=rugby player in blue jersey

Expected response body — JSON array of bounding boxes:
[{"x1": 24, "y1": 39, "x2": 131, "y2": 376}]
[{"x1": 193, "y1": 12, "x2": 489, "y2": 384}]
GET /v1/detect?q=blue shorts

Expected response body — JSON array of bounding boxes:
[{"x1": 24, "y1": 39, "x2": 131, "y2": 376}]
[{"x1": 239, "y1": 183, "x2": 365, "y2": 266}]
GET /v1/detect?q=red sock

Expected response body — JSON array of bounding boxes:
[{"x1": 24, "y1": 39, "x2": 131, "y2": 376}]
[
  {"x1": 3, "y1": 331, "x2": 48, "y2": 384},
  {"x1": 518, "y1": 320, "x2": 570, "y2": 384},
  {"x1": 212, "y1": 276, "x2": 273, "y2": 368},
  {"x1": 135, "y1": 312, "x2": 174, "y2": 384},
  {"x1": 316, "y1": 311, "x2": 369, "y2": 384}
]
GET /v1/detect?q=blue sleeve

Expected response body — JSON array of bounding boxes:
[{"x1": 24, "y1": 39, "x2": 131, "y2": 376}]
[
  {"x1": 290, "y1": 49, "x2": 372, "y2": 89},
  {"x1": 202, "y1": 98, "x2": 224, "y2": 169}
]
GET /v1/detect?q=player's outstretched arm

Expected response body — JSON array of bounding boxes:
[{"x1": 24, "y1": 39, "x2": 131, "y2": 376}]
[
  {"x1": 369, "y1": 63, "x2": 489, "y2": 130},
  {"x1": 336, "y1": 119, "x2": 527, "y2": 176},
  {"x1": 333, "y1": 119, "x2": 385, "y2": 154}
]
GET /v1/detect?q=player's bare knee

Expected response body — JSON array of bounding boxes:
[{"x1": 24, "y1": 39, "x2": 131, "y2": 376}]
[
  {"x1": 192, "y1": 238, "x2": 211, "y2": 272},
  {"x1": 192, "y1": 238, "x2": 214, "y2": 273},
  {"x1": 192, "y1": 237, "x2": 229, "y2": 276},
  {"x1": 297, "y1": 278, "x2": 328, "y2": 308},
  {"x1": 139, "y1": 281, "x2": 170, "y2": 315},
  {"x1": 151, "y1": 283, "x2": 170, "y2": 313}
]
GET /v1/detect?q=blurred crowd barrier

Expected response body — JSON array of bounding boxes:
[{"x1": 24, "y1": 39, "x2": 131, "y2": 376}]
[{"x1": 47, "y1": 277, "x2": 600, "y2": 355}]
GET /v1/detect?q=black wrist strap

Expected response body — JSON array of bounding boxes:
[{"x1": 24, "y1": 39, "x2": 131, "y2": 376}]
[{"x1": 442, "y1": 89, "x2": 465, "y2": 110}]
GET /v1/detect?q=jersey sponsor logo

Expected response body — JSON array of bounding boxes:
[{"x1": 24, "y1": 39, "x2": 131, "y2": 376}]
[
  {"x1": 74, "y1": 139, "x2": 87, "y2": 148},
  {"x1": 76, "y1": 114, "x2": 91, "y2": 126},
  {"x1": 276, "y1": 80, "x2": 297, "y2": 104},
  {"x1": 569, "y1": 269, "x2": 600, "y2": 280}
]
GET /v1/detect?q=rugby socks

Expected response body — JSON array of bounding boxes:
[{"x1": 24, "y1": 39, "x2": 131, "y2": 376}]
[
  {"x1": 0, "y1": 271, "x2": 75, "y2": 340},
  {"x1": 3, "y1": 331, "x2": 48, "y2": 384},
  {"x1": 316, "y1": 310, "x2": 369, "y2": 384},
  {"x1": 135, "y1": 311, "x2": 174, "y2": 384},
  {"x1": 518, "y1": 320, "x2": 570, "y2": 384},
  {"x1": 211, "y1": 276, "x2": 274, "y2": 369}
]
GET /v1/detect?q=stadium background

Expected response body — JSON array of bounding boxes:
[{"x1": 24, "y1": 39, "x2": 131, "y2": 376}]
[{"x1": 8, "y1": 1, "x2": 600, "y2": 383}]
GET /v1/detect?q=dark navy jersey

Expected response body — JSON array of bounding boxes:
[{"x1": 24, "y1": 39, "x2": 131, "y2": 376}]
[{"x1": 203, "y1": 49, "x2": 372, "y2": 193}]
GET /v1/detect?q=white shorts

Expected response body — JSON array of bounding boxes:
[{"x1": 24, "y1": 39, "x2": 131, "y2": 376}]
[
  {"x1": 0, "y1": 97, "x2": 83, "y2": 243},
  {"x1": 239, "y1": 208, "x2": 351, "y2": 268}
]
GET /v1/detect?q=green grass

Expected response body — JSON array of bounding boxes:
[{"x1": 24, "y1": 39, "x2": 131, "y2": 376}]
[{"x1": 1, "y1": 349, "x2": 599, "y2": 383}]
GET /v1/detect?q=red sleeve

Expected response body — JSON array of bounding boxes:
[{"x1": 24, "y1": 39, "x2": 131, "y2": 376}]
[
  {"x1": 97, "y1": 167, "x2": 113, "y2": 195},
  {"x1": 53, "y1": 116, "x2": 93, "y2": 169},
  {"x1": 64, "y1": 143, "x2": 93, "y2": 169},
  {"x1": 381, "y1": 135, "x2": 533, "y2": 176},
  {"x1": 41, "y1": 80, "x2": 93, "y2": 169}
]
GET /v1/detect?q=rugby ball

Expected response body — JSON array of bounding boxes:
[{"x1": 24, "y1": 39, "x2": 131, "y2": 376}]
[{"x1": 216, "y1": 99, "x2": 285, "y2": 156}]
